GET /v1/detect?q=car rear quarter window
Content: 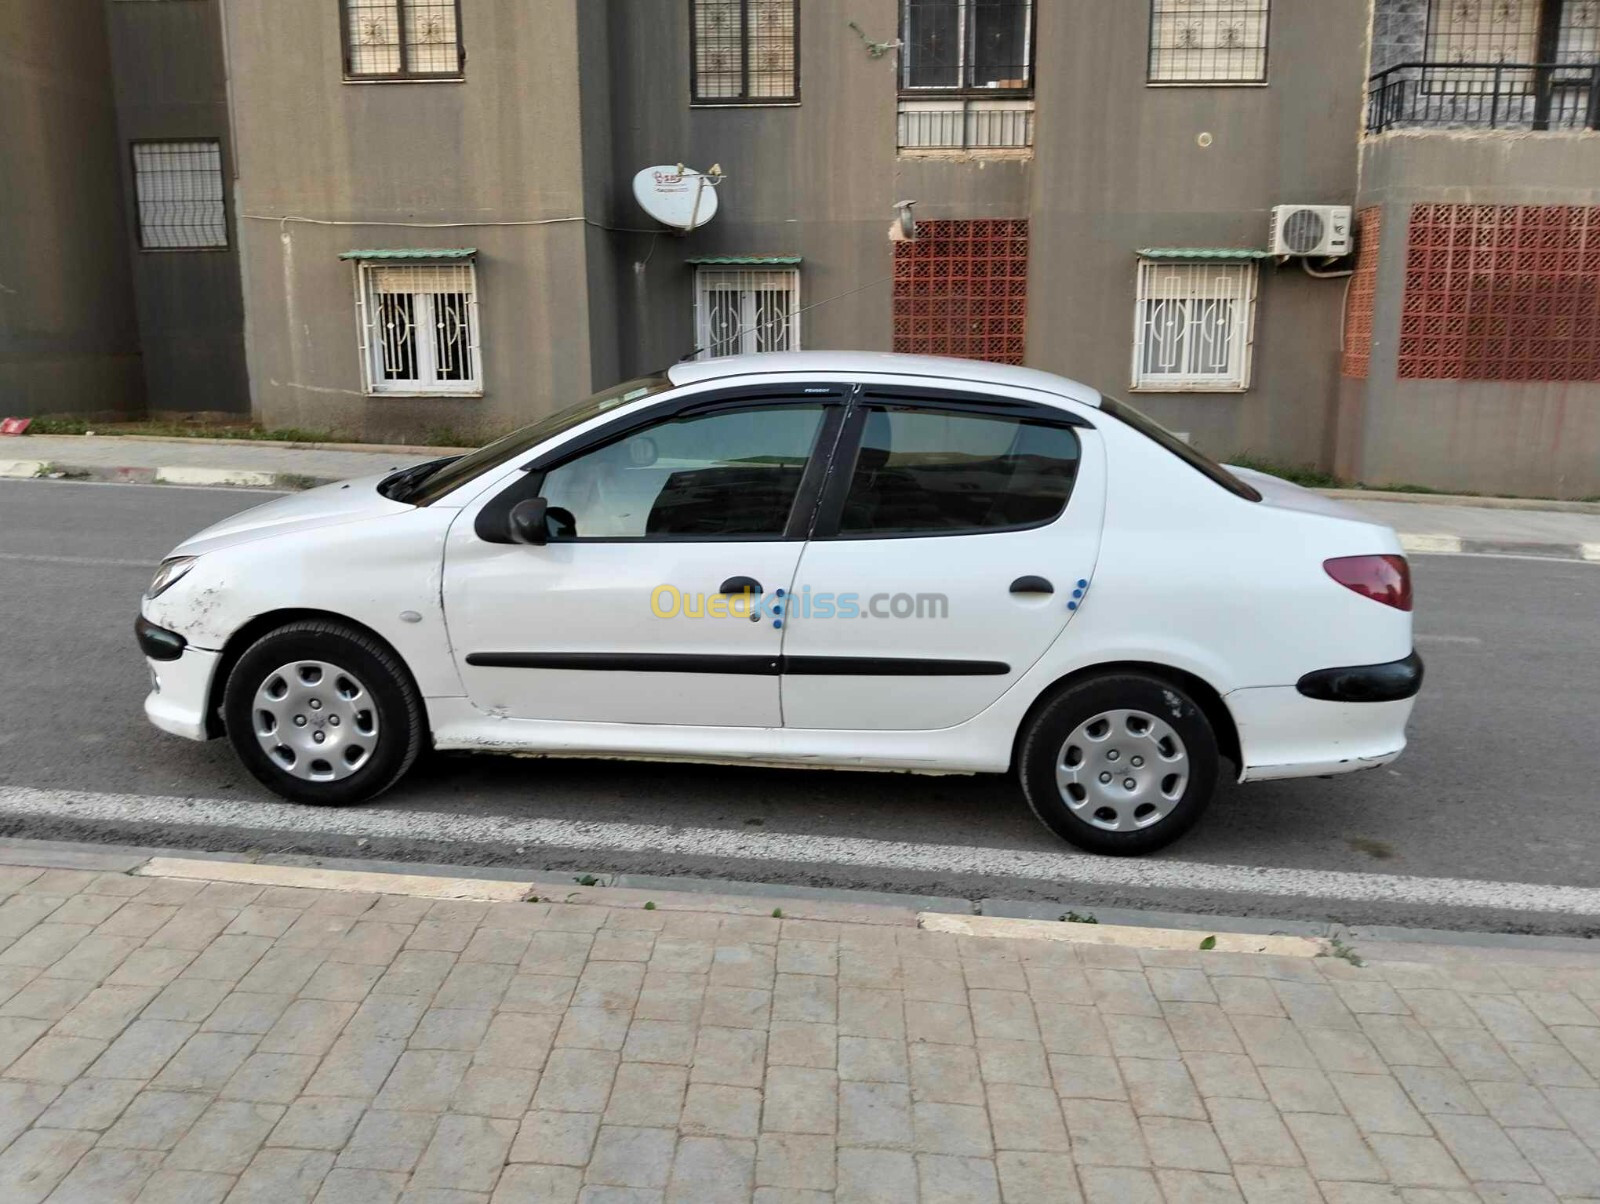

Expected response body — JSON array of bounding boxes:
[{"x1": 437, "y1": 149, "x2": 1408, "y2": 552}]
[{"x1": 834, "y1": 407, "x2": 1081, "y2": 537}]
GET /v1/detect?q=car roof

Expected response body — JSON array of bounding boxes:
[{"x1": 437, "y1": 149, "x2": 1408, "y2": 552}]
[{"x1": 666, "y1": 352, "x2": 1104, "y2": 408}]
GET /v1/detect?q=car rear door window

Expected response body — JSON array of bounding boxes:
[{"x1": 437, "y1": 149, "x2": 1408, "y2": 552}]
[
  {"x1": 832, "y1": 406, "x2": 1080, "y2": 537},
  {"x1": 539, "y1": 404, "x2": 828, "y2": 540}
]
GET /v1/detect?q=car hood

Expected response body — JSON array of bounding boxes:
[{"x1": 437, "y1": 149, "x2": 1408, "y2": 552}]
[
  {"x1": 1225, "y1": 466, "x2": 1379, "y2": 526},
  {"x1": 168, "y1": 474, "x2": 416, "y2": 558}
]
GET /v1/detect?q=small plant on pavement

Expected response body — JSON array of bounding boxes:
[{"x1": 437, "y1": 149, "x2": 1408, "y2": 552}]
[
  {"x1": 644, "y1": 901, "x2": 656, "y2": 910},
  {"x1": 771, "y1": 907, "x2": 783, "y2": 919},
  {"x1": 575, "y1": 874, "x2": 600, "y2": 887},
  {"x1": 1322, "y1": 935, "x2": 1365, "y2": 967},
  {"x1": 1059, "y1": 911, "x2": 1099, "y2": 924},
  {"x1": 1199, "y1": 935, "x2": 1217, "y2": 950}
]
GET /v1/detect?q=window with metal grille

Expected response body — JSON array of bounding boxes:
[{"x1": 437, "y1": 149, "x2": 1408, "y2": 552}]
[
  {"x1": 1148, "y1": 0, "x2": 1270, "y2": 84},
  {"x1": 694, "y1": 268, "x2": 801, "y2": 359},
  {"x1": 1133, "y1": 260, "x2": 1258, "y2": 390},
  {"x1": 356, "y1": 262, "x2": 481, "y2": 394},
  {"x1": 343, "y1": 0, "x2": 463, "y2": 79},
  {"x1": 901, "y1": 0, "x2": 1034, "y2": 93},
  {"x1": 690, "y1": 0, "x2": 799, "y2": 103},
  {"x1": 131, "y1": 141, "x2": 227, "y2": 251}
]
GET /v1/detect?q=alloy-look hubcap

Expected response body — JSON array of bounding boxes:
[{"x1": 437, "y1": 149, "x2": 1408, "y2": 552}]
[
  {"x1": 1055, "y1": 708, "x2": 1189, "y2": 832},
  {"x1": 252, "y1": 660, "x2": 378, "y2": 782}
]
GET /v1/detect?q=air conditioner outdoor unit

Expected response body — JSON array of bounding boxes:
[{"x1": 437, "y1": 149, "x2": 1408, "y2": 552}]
[{"x1": 1270, "y1": 205, "x2": 1353, "y2": 257}]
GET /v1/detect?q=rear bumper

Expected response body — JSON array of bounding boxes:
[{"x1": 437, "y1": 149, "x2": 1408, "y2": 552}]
[
  {"x1": 1297, "y1": 651, "x2": 1424, "y2": 704},
  {"x1": 1227, "y1": 683, "x2": 1416, "y2": 783}
]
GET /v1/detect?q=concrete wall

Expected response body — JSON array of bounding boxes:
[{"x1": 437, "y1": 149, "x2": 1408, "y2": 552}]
[
  {"x1": 221, "y1": 0, "x2": 597, "y2": 440},
  {"x1": 599, "y1": 0, "x2": 1031, "y2": 379},
  {"x1": 106, "y1": 0, "x2": 249, "y2": 416},
  {"x1": 0, "y1": 0, "x2": 143, "y2": 418},
  {"x1": 1343, "y1": 131, "x2": 1600, "y2": 497}
]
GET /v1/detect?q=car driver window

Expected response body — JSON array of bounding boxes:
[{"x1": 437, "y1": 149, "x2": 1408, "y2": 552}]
[{"x1": 539, "y1": 404, "x2": 826, "y2": 540}]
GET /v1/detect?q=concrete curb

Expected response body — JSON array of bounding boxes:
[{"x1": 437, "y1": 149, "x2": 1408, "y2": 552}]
[
  {"x1": 918, "y1": 911, "x2": 1325, "y2": 957},
  {"x1": 1321, "y1": 486, "x2": 1600, "y2": 515},
  {"x1": 17, "y1": 462, "x2": 331, "y2": 490},
  {"x1": 1400, "y1": 532, "x2": 1600, "y2": 562}
]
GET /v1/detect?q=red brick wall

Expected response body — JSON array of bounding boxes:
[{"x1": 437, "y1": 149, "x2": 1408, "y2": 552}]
[
  {"x1": 892, "y1": 219, "x2": 1028, "y2": 366},
  {"x1": 1341, "y1": 207, "x2": 1381, "y2": 380},
  {"x1": 1399, "y1": 204, "x2": 1600, "y2": 382}
]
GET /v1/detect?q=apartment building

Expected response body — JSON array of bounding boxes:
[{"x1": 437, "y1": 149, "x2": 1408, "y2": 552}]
[{"x1": 6, "y1": 0, "x2": 1599, "y2": 496}]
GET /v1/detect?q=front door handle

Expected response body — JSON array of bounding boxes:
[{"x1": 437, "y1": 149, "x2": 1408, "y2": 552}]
[
  {"x1": 719, "y1": 576, "x2": 763, "y2": 596},
  {"x1": 1009, "y1": 576, "x2": 1054, "y2": 595}
]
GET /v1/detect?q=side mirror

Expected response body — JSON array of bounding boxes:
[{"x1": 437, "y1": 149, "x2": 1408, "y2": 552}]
[{"x1": 508, "y1": 498, "x2": 549, "y2": 546}]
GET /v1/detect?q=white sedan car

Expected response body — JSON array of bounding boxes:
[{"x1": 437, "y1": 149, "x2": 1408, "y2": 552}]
[{"x1": 138, "y1": 352, "x2": 1421, "y2": 855}]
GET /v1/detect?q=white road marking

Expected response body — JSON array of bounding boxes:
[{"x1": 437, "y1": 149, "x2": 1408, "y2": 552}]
[
  {"x1": 0, "y1": 553, "x2": 153, "y2": 568},
  {"x1": 1414, "y1": 634, "x2": 1483, "y2": 646},
  {"x1": 5, "y1": 784, "x2": 1600, "y2": 916},
  {"x1": 1583, "y1": 543, "x2": 1600, "y2": 563}
]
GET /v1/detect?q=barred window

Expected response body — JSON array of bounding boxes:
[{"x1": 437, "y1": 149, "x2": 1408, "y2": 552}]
[
  {"x1": 1133, "y1": 261, "x2": 1257, "y2": 390},
  {"x1": 694, "y1": 268, "x2": 801, "y2": 358},
  {"x1": 131, "y1": 141, "x2": 227, "y2": 251},
  {"x1": 1148, "y1": 0, "x2": 1270, "y2": 84},
  {"x1": 355, "y1": 262, "x2": 481, "y2": 395},
  {"x1": 901, "y1": 0, "x2": 1035, "y2": 93},
  {"x1": 691, "y1": 0, "x2": 799, "y2": 103},
  {"x1": 343, "y1": 0, "x2": 463, "y2": 79},
  {"x1": 1426, "y1": 0, "x2": 1540, "y2": 64}
]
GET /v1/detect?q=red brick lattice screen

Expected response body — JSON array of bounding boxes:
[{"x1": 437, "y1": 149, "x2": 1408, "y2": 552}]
[
  {"x1": 893, "y1": 219, "x2": 1029, "y2": 365},
  {"x1": 1341, "y1": 207, "x2": 1381, "y2": 379},
  {"x1": 1399, "y1": 203, "x2": 1600, "y2": 382}
]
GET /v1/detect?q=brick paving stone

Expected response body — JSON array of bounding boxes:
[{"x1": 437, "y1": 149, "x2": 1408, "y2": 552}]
[
  {"x1": 586, "y1": 1124, "x2": 676, "y2": 1189},
  {"x1": 228, "y1": 1147, "x2": 336, "y2": 1204},
  {"x1": 164, "y1": 1099, "x2": 285, "y2": 1174},
  {"x1": 4, "y1": 1034, "x2": 107, "y2": 1083},
  {"x1": 35, "y1": 1143, "x2": 162, "y2": 1204},
  {"x1": 1208, "y1": 1096, "x2": 1304, "y2": 1167},
  {"x1": 411, "y1": 1114, "x2": 516, "y2": 1193},
  {"x1": 268, "y1": 1096, "x2": 368, "y2": 1150},
  {"x1": 1232, "y1": 1163, "x2": 1322, "y2": 1203},
  {"x1": 764, "y1": 1021, "x2": 835, "y2": 1071},
  {"x1": 531, "y1": 1048, "x2": 619, "y2": 1113},
  {"x1": 99, "y1": 1088, "x2": 211, "y2": 1150},
  {"x1": 912, "y1": 1043, "x2": 985, "y2": 1106},
  {"x1": 337, "y1": 1110, "x2": 440, "y2": 1173},
  {"x1": 493, "y1": 1162, "x2": 580, "y2": 1201},
  {"x1": 0, "y1": 1126, "x2": 97, "y2": 1204},
  {"x1": 511, "y1": 1110, "x2": 602, "y2": 1165},
  {"x1": 762, "y1": 1065, "x2": 837, "y2": 1134},
  {"x1": 1063, "y1": 1097, "x2": 1148, "y2": 1167},
  {"x1": 1331, "y1": 1072, "x2": 1433, "y2": 1136},
  {"x1": 302, "y1": 962, "x2": 386, "y2": 1003},
  {"x1": 374, "y1": 1050, "x2": 474, "y2": 1113},
  {"x1": 451, "y1": 1063, "x2": 538, "y2": 1118},
  {"x1": 223, "y1": 1051, "x2": 322, "y2": 1104},
  {"x1": 305, "y1": 1035, "x2": 407, "y2": 1099},
  {"x1": 314, "y1": 1167, "x2": 408, "y2": 1204},
  {"x1": 916, "y1": 1151, "x2": 1001, "y2": 1204},
  {"x1": 1281, "y1": 1113, "x2": 1386, "y2": 1182},
  {"x1": 1184, "y1": 1052, "x2": 1268, "y2": 1102},
  {"x1": 1155, "y1": 1168, "x2": 1248, "y2": 1203},
  {"x1": 150, "y1": 1030, "x2": 258, "y2": 1091},
  {"x1": 555, "y1": 1007, "x2": 631, "y2": 1053},
  {"x1": 1366, "y1": 1131, "x2": 1470, "y2": 1189},
  {"x1": 1164, "y1": 1003, "x2": 1246, "y2": 1055},
  {"x1": 602, "y1": 1062, "x2": 687, "y2": 1128},
  {"x1": 0, "y1": 974, "x2": 95, "y2": 1021},
  {"x1": 681, "y1": 1083, "x2": 761, "y2": 1140},
  {"x1": 33, "y1": 1075, "x2": 140, "y2": 1131},
  {"x1": 666, "y1": 1134, "x2": 755, "y2": 1204},
  {"x1": 1261, "y1": 1065, "x2": 1344, "y2": 1115},
  {"x1": 691, "y1": 1027, "x2": 766, "y2": 1088},
  {"x1": 84, "y1": 1018, "x2": 195, "y2": 1080},
  {"x1": 1394, "y1": 1066, "x2": 1484, "y2": 1117}
]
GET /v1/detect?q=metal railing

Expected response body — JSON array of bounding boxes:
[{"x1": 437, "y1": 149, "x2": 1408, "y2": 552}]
[
  {"x1": 1367, "y1": 61, "x2": 1600, "y2": 133},
  {"x1": 897, "y1": 100, "x2": 1035, "y2": 150}
]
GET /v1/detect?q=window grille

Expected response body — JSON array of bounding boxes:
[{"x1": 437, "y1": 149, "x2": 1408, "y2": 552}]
[
  {"x1": 691, "y1": 0, "x2": 799, "y2": 103},
  {"x1": 897, "y1": 99, "x2": 1035, "y2": 149},
  {"x1": 131, "y1": 141, "x2": 227, "y2": 251},
  {"x1": 344, "y1": 0, "x2": 463, "y2": 79},
  {"x1": 355, "y1": 262, "x2": 481, "y2": 394},
  {"x1": 901, "y1": 0, "x2": 1035, "y2": 93},
  {"x1": 1133, "y1": 260, "x2": 1257, "y2": 390},
  {"x1": 1148, "y1": 0, "x2": 1270, "y2": 84},
  {"x1": 694, "y1": 268, "x2": 801, "y2": 359},
  {"x1": 1426, "y1": 0, "x2": 1541, "y2": 64}
]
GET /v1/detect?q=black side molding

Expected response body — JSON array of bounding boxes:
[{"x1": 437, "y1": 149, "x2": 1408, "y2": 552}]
[
  {"x1": 465, "y1": 652, "x2": 1011, "y2": 677},
  {"x1": 1296, "y1": 650, "x2": 1424, "y2": 703},
  {"x1": 135, "y1": 615, "x2": 186, "y2": 662}
]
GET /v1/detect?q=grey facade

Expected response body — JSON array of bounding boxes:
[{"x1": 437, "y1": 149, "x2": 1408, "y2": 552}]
[{"x1": 7, "y1": 0, "x2": 1599, "y2": 496}]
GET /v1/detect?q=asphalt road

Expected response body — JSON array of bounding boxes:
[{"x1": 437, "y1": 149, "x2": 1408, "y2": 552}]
[{"x1": 3, "y1": 478, "x2": 1599, "y2": 935}]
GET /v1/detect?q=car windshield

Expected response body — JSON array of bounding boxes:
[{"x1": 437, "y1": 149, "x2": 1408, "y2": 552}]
[
  {"x1": 393, "y1": 372, "x2": 674, "y2": 505},
  {"x1": 1098, "y1": 395, "x2": 1262, "y2": 503}
]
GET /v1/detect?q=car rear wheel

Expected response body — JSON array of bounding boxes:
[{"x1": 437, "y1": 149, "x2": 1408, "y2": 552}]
[
  {"x1": 223, "y1": 620, "x2": 424, "y2": 806},
  {"x1": 1017, "y1": 673, "x2": 1218, "y2": 855}
]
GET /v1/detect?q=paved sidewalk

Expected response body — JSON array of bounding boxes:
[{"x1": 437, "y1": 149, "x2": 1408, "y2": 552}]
[{"x1": 5, "y1": 849, "x2": 1600, "y2": 1202}]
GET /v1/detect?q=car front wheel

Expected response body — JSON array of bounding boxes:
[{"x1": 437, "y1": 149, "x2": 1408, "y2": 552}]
[
  {"x1": 1017, "y1": 672, "x2": 1219, "y2": 855},
  {"x1": 223, "y1": 619, "x2": 424, "y2": 806}
]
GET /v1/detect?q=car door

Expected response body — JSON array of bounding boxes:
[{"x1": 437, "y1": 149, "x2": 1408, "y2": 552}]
[
  {"x1": 779, "y1": 388, "x2": 1106, "y2": 731},
  {"x1": 443, "y1": 389, "x2": 846, "y2": 727}
]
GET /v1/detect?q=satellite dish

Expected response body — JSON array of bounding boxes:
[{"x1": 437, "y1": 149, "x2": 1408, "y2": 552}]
[{"x1": 633, "y1": 165, "x2": 720, "y2": 232}]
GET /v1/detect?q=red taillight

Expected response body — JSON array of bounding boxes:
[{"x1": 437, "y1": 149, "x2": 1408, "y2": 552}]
[{"x1": 1323, "y1": 555, "x2": 1413, "y2": 611}]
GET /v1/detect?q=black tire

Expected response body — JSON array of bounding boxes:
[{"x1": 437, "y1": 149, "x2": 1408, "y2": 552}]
[
  {"x1": 223, "y1": 619, "x2": 425, "y2": 806},
  {"x1": 1017, "y1": 672, "x2": 1219, "y2": 856}
]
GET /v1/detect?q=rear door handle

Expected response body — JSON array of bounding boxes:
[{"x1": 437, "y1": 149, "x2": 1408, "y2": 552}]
[
  {"x1": 1009, "y1": 576, "x2": 1054, "y2": 595},
  {"x1": 720, "y1": 576, "x2": 763, "y2": 596}
]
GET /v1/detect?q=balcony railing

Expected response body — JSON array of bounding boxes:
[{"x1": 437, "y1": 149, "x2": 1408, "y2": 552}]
[{"x1": 1367, "y1": 61, "x2": 1600, "y2": 134}]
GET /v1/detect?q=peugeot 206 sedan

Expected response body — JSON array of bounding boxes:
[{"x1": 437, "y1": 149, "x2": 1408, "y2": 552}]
[{"x1": 137, "y1": 352, "x2": 1422, "y2": 855}]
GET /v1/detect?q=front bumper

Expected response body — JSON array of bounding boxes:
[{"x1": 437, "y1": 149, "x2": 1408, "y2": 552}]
[{"x1": 140, "y1": 616, "x2": 220, "y2": 742}]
